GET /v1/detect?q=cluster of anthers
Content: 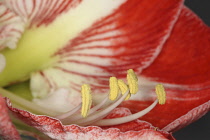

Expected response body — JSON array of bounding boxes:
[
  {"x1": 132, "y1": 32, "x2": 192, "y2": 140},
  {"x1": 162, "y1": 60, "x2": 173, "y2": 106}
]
[{"x1": 55, "y1": 69, "x2": 166, "y2": 126}]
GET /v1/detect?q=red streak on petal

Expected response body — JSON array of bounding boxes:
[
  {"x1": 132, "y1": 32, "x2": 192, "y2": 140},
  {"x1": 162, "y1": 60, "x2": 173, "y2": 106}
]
[
  {"x1": 39, "y1": 71, "x2": 54, "y2": 89},
  {"x1": 4, "y1": 0, "x2": 82, "y2": 27},
  {"x1": 0, "y1": 2, "x2": 25, "y2": 50},
  {"x1": 34, "y1": 0, "x2": 82, "y2": 27},
  {"x1": 27, "y1": 0, "x2": 36, "y2": 19}
]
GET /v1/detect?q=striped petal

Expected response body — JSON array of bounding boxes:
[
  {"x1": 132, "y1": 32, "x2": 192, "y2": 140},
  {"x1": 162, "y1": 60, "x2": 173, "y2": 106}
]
[
  {"x1": 0, "y1": 96, "x2": 20, "y2": 140},
  {"x1": 120, "y1": 7, "x2": 210, "y2": 131},
  {"x1": 2, "y1": 0, "x2": 82, "y2": 27},
  {"x1": 30, "y1": 0, "x2": 184, "y2": 105},
  {"x1": 6, "y1": 99, "x2": 175, "y2": 140},
  {"x1": 0, "y1": 0, "x2": 130, "y2": 86},
  {"x1": 141, "y1": 7, "x2": 210, "y2": 88},
  {"x1": 0, "y1": 2, "x2": 25, "y2": 50}
]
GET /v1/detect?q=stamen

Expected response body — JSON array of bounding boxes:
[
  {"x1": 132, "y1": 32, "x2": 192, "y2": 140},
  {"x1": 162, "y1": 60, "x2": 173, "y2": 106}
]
[
  {"x1": 93, "y1": 100, "x2": 158, "y2": 126},
  {"x1": 55, "y1": 70, "x2": 166, "y2": 126},
  {"x1": 155, "y1": 84, "x2": 166, "y2": 105},
  {"x1": 1, "y1": 69, "x2": 166, "y2": 128},
  {"x1": 55, "y1": 103, "x2": 82, "y2": 119},
  {"x1": 59, "y1": 96, "x2": 109, "y2": 123},
  {"x1": 81, "y1": 84, "x2": 92, "y2": 117},
  {"x1": 109, "y1": 77, "x2": 119, "y2": 101},
  {"x1": 127, "y1": 69, "x2": 138, "y2": 94},
  {"x1": 72, "y1": 90, "x2": 130, "y2": 126},
  {"x1": 118, "y1": 79, "x2": 130, "y2": 100}
]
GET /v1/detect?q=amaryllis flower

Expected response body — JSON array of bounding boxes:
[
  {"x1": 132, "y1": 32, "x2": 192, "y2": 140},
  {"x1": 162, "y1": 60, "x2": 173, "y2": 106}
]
[{"x1": 0, "y1": 0, "x2": 209, "y2": 139}]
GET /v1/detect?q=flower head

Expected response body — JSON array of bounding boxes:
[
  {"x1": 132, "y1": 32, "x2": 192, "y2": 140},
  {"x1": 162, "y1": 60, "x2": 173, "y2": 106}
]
[{"x1": 0, "y1": 0, "x2": 210, "y2": 139}]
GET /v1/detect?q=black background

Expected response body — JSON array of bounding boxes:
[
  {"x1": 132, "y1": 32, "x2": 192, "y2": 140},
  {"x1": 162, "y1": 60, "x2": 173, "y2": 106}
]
[{"x1": 173, "y1": 0, "x2": 210, "y2": 139}]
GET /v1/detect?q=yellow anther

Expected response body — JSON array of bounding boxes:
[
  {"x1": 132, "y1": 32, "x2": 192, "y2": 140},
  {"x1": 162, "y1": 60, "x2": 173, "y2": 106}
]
[
  {"x1": 118, "y1": 79, "x2": 131, "y2": 100},
  {"x1": 118, "y1": 79, "x2": 128, "y2": 94},
  {"x1": 109, "y1": 77, "x2": 119, "y2": 101},
  {"x1": 155, "y1": 84, "x2": 166, "y2": 105},
  {"x1": 81, "y1": 84, "x2": 92, "y2": 117},
  {"x1": 127, "y1": 69, "x2": 138, "y2": 94}
]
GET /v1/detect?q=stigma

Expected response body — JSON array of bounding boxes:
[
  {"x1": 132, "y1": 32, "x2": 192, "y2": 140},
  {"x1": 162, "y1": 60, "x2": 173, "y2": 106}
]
[{"x1": 55, "y1": 69, "x2": 166, "y2": 126}]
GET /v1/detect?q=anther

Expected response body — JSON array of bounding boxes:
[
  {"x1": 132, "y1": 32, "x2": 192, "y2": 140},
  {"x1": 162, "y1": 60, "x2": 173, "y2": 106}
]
[
  {"x1": 109, "y1": 77, "x2": 119, "y2": 101},
  {"x1": 81, "y1": 84, "x2": 92, "y2": 117},
  {"x1": 155, "y1": 84, "x2": 166, "y2": 105},
  {"x1": 127, "y1": 69, "x2": 138, "y2": 94},
  {"x1": 118, "y1": 79, "x2": 130, "y2": 100}
]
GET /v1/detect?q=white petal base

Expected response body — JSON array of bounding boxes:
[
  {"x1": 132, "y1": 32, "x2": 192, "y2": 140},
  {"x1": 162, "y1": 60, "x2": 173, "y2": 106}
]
[{"x1": 33, "y1": 88, "x2": 81, "y2": 114}]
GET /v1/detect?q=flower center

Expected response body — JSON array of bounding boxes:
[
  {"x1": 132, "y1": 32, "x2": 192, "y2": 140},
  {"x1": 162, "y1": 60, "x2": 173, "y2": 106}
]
[
  {"x1": 0, "y1": 69, "x2": 166, "y2": 126},
  {"x1": 55, "y1": 69, "x2": 166, "y2": 126}
]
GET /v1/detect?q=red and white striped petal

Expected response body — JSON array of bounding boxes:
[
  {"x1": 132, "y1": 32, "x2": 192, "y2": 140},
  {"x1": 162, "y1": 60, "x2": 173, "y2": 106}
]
[
  {"x1": 0, "y1": 96, "x2": 20, "y2": 140},
  {"x1": 117, "y1": 6, "x2": 210, "y2": 131},
  {"x1": 6, "y1": 98, "x2": 175, "y2": 140},
  {"x1": 0, "y1": 2, "x2": 25, "y2": 50},
  {"x1": 2, "y1": 0, "x2": 82, "y2": 27},
  {"x1": 30, "y1": 0, "x2": 184, "y2": 106},
  {"x1": 141, "y1": 7, "x2": 210, "y2": 88}
]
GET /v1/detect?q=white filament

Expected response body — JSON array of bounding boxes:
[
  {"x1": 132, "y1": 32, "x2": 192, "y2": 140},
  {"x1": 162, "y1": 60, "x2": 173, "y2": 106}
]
[
  {"x1": 55, "y1": 103, "x2": 82, "y2": 120},
  {"x1": 70, "y1": 90, "x2": 129, "y2": 126},
  {"x1": 0, "y1": 54, "x2": 6, "y2": 73},
  {"x1": 59, "y1": 95, "x2": 109, "y2": 123},
  {"x1": 93, "y1": 100, "x2": 158, "y2": 126}
]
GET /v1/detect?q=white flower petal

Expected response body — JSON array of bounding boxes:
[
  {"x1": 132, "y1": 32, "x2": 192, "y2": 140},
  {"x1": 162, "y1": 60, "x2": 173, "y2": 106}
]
[
  {"x1": 33, "y1": 88, "x2": 79, "y2": 114},
  {"x1": 0, "y1": 2, "x2": 25, "y2": 50}
]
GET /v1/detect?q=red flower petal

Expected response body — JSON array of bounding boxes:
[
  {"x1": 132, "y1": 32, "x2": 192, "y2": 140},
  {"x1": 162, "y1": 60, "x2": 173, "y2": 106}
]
[
  {"x1": 162, "y1": 100, "x2": 210, "y2": 132},
  {"x1": 6, "y1": 98, "x2": 175, "y2": 140},
  {"x1": 141, "y1": 7, "x2": 210, "y2": 88},
  {"x1": 120, "y1": 87, "x2": 210, "y2": 132},
  {"x1": 0, "y1": 96, "x2": 20, "y2": 140},
  {"x1": 32, "y1": 0, "x2": 184, "y2": 97},
  {"x1": 123, "y1": 6, "x2": 210, "y2": 132},
  {"x1": 57, "y1": 0, "x2": 184, "y2": 75}
]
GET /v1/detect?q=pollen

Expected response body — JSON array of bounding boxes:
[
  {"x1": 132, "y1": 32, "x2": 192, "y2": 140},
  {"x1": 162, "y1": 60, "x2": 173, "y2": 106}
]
[
  {"x1": 155, "y1": 84, "x2": 166, "y2": 105},
  {"x1": 127, "y1": 69, "x2": 138, "y2": 94},
  {"x1": 118, "y1": 79, "x2": 130, "y2": 100},
  {"x1": 81, "y1": 84, "x2": 92, "y2": 117},
  {"x1": 109, "y1": 77, "x2": 119, "y2": 101}
]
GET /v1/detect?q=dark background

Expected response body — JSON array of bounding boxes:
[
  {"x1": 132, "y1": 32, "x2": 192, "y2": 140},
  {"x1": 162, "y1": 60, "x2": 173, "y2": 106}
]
[{"x1": 173, "y1": 0, "x2": 210, "y2": 139}]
